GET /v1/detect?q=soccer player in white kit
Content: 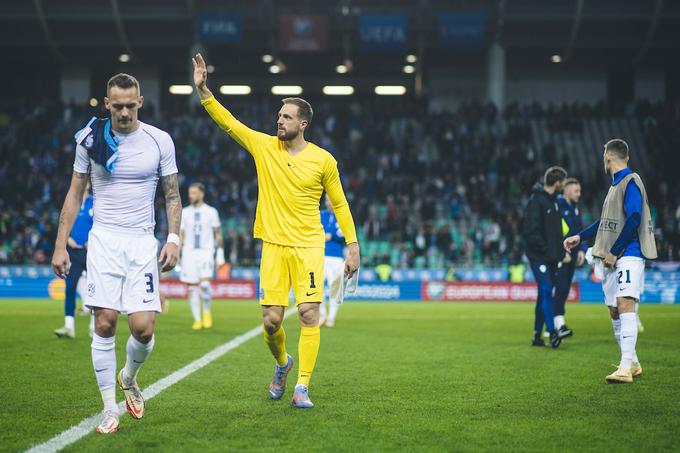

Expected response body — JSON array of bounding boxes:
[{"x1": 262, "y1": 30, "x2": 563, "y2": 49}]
[
  {"x1": 179, "y1": 182, "x2": 225, "y2": 330},
  {"x1": 51, "y1": 73, "x2": 181, "y2": 433},
  {"x1": 319, "y1": 195, "x2": 345, "y2": 327}
]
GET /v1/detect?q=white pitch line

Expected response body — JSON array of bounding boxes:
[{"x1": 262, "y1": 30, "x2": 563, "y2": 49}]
[{"x1": 26, "y1": 309, "x2": 296, "y2": 453}]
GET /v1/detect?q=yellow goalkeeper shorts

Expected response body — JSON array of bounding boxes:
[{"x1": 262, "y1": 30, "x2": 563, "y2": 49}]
[{"x1": 259, "y1": 242, "x2": 325, "y2": 307}]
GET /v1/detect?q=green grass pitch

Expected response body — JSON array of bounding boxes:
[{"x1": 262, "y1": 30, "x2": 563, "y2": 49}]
[{"x1": 1, "y1": 298, "x2": 679, "y2": 452}]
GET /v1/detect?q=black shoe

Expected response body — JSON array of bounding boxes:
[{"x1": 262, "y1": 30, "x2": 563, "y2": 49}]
[
  {"x1": 558, "y1": 325, "x2": 573, "y2": 339},
  {"x1": 531, "y1": 336, "x2": 545, "y2": 347},
  {"x1": 549, "y1": 331, "x2": 562, "y2": 348}
]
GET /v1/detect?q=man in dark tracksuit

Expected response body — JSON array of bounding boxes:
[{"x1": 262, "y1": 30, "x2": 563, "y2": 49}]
[
  {"x1": 553, "y1": 178, "x2": 586, "y2": 337},
  {"x1": 523, "y1": 166, "x2": 569, "y2": 348}
]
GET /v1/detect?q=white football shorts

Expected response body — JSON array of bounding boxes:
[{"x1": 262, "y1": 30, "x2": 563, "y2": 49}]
[
  {"x1": 85, "y1": 227, "x2": 161, "y2": 314},
  {"x1": 179, "y1": 249, "x2": 215, "y2": 284},
  {"x1": 602, "y1": 256, "x2": 645, "y2": 307}
]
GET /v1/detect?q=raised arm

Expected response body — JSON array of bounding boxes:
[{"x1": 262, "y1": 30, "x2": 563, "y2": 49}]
[
  {"x1": 192, "y1": 53, "x2": 267, "y2": 155},
  {"x1": 159, "y1": 174, "x2": 181, "y2": 271},
  {"x1": 52, "y1": 172, "x2": 89, "y2": 278}
]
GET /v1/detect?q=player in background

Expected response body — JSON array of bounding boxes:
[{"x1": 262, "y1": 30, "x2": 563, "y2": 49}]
[
  {"x1": 523, "y1": 166, "x2": 570, "y2": 348},
  {"x1": 55, "y1": 181, "x2": 94, "y2": 339},
  {"x1": 193, "y1": 53, "x2": 360, "y2": 408},
  {"x1": 51, "y1": 73, "x2": 181, "y2": 433},
  {"x1": 553, "y1": 177, "x2": 586, "y2": 338},
  {"x1": 565, "y1": 139, "x2": 657, "y2": 383},
  {"x1": 319, "y1": 194, "x2": 345, "y2": 328},
  {"x1": 179, "y1": 182, "x2": 225, "y2": 330}
]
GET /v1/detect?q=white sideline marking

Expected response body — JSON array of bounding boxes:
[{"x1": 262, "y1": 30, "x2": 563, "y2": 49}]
[{"x1": 26, "y1": 310, "x2": 296, "y2": 453}]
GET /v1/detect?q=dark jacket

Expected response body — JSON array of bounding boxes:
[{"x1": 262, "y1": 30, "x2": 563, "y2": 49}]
[{"x1": 523, "y1": 183, "x2": 565, "y2": 263}]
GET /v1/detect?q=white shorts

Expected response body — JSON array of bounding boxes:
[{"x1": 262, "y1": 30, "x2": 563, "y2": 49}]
[
  {"x1": 180, "y1": 249, "x2": 214, "y2": 284},
  {"x1": 602, "y1": 257, "x2": 645, "y2": 307},
  {"x1": 324, "y1": 256, "x2": 344, "y2": 304},
  {"x1": 85, "y1": 227, "x2": 161, "y2": 314}
]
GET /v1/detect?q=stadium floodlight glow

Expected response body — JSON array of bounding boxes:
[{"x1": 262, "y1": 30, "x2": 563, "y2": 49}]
[
  {"x1": 271, "y1": 85, "x2": 303, "y2": 95},
  {"x1": 323, "y1": 85, "x2": 354, "y2": 96},
  {"x1": 262, "y1": 54, "x2": 274, "y2": 63},
  {"x1": 207, "y1": 65, "x2": 215, "y2": 74},
  {"x1": 335, "y1": 64, "x2": 348, "y2": 74},
  {"x1": 406, "y1": 54, "x2": 417, "y2": 63},
  {"x1": 168, "y1": 85, "x2": 193, "y2": 95},
  {"x1": 551, "y1": 54, "x2": 562, "y2": 63},
  {"x1": 403, "y1": 65, "x2": 415, "y2": 74},
  {"x1": 118, "y1": 53, "x2": 130, "y2": 63},
  {"x1": 374, "y1": 85, "x2": 406, "y2": 95},
  {"x1": 269, "y1": 64, "x2": 281, "y2": 74},
  {"x1": 89, "y1": 98, "x2": 98, "y2": 107},
  {"x1": 219, "y1": 85, "x2": 252, "y2": 95}
]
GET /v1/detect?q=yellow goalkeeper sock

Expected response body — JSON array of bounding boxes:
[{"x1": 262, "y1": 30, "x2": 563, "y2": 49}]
[
  {"x1": 297, "y1": 325, "x2": 320, "y2": 386},
  {"x1": 263, "y1": 325, "x2": 288, "y2": 366}
]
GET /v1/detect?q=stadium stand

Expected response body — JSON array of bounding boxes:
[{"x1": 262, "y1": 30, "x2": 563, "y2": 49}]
[{"x1": 1, "y1": 98, "x2": 678, "y2": 267}]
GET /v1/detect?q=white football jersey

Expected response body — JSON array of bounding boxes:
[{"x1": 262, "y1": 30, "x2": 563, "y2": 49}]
[
  {"x1": 181, "y1": 203, "x2": 221, "y2": 251},
  {"x1": 73, "y1": 121, "x2": 178, "y2": 233}
]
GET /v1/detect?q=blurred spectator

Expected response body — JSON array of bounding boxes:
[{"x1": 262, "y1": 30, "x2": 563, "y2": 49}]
[{"x1": 1, "y1": 97, "x2": 679, "y2": 266}]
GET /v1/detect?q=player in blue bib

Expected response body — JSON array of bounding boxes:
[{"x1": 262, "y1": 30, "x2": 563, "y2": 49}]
[
  {"x1": 553, "y1": 178, "x2": 586, "y2": 338},
  {"x1": 55, "y1": 183, "x2": 94, "y2": 339},
  {"x1": 319, "y1": 195, "x2": 346, "y2": 327}
]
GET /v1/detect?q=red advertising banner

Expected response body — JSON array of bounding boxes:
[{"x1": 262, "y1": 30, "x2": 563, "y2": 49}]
[
  {"x1": 421, "y1": 281, "x2": 580, "y2": 302},
  {"x1": 279, "y1": 15, "x2": 328, "y2": 52},
  {"x1": 160, "y1": 279, "x2": 256, "y2": 300}
]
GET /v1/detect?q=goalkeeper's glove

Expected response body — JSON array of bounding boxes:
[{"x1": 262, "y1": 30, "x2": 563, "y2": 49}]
[{"x1": 215, "y1": 247, "x2": 226, "y2": 266}]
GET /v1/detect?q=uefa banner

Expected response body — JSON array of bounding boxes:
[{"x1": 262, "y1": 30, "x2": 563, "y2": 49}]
[
  {"x1": 437, "y1": 11, "x2": 486, "y2": 49},
  {"x1": 279, "y1": 15, "x2": 328, "y2": 52},
  {"x1": 422, "y1": 281, "x2": 580, "y2": 302},
  {"x1": 358, "y1": 15, "x2": 407, "y2": 52}
]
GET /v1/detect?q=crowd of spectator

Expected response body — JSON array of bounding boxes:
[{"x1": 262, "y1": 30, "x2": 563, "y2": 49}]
[{"x1": 0, "y1": 96, "x2": 678, "y2": 267}]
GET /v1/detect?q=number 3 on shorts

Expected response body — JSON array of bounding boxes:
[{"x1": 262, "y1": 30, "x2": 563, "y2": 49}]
[{"x1": 145, "y1": 272, "x2": 154, "y2": 293}]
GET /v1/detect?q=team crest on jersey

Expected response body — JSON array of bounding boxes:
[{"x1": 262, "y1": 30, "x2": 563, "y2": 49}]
[
  {"x1": 88, "y1": 282, "x2": 96, "y2": 297},
  {"x1": 84, "y1": 135, "x2": 94, "y2": 149}
]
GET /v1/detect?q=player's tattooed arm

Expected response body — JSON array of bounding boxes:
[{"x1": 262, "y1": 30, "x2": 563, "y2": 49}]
[
  {"x1": 161, "y1": 174, "x2": 181, "y2": 235},
  {"x1": 52, "y1": 172, "x2": 88, "y2": 278},
  {"x1": 159, "y1": 174, "x2": 182, "y2": 271}
]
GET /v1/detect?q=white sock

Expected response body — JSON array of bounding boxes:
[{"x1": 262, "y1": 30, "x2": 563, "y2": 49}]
[
  {"x1": 123, "y1": 335, "x2": 155, "y2": 384},
  {"x1": 91, "y1": 334, "x2": 118, "y2": 414},
  {"x1": 188, "y1": 285, "x2": 201, "y2": 322},
  {"x1": 619, "y1": 312, "x2": 638, "y2": 370},
  {"x1": 328, "y1": 300, "x2": 340, "y2": 324},
  {"x1": 611, "y1": 318, "x2": 621, "y2": 347},
  {"x1": 553, "y1": 315, "x2": 565, "y2": 330},
  {"x1": 200, "y1": 281, "x2": 212, "y2": 313},
  {"x1": 65, "y1": 315, "x2": 75, "y2": 330}
]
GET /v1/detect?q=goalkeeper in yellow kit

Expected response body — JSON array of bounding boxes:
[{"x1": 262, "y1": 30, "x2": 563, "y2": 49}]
[{"x1": 192, "y1": 54, "x2": 360, "y2": 408}]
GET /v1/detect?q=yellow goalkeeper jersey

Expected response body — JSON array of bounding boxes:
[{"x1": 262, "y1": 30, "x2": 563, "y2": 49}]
[{"x1": 202, "y1": 95, "x2": 358, "y2": 248}]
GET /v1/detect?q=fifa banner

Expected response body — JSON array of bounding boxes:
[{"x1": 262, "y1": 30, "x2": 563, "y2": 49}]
[
  {"x1": 437, "y1": 12, "x2": 486, "y2": 49},
  {"x1": 279, "y1": 15, "x2": 328, "y2": 52},
  {"x1": 358, "y1": 15, "x2": 407, "y2": 52},
  {"x1": 422, "y1": 281, "x2": 581, "y2": 302},
  {"x1": 198, "y1": 13, "x2": 242, "y2": 43}
]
